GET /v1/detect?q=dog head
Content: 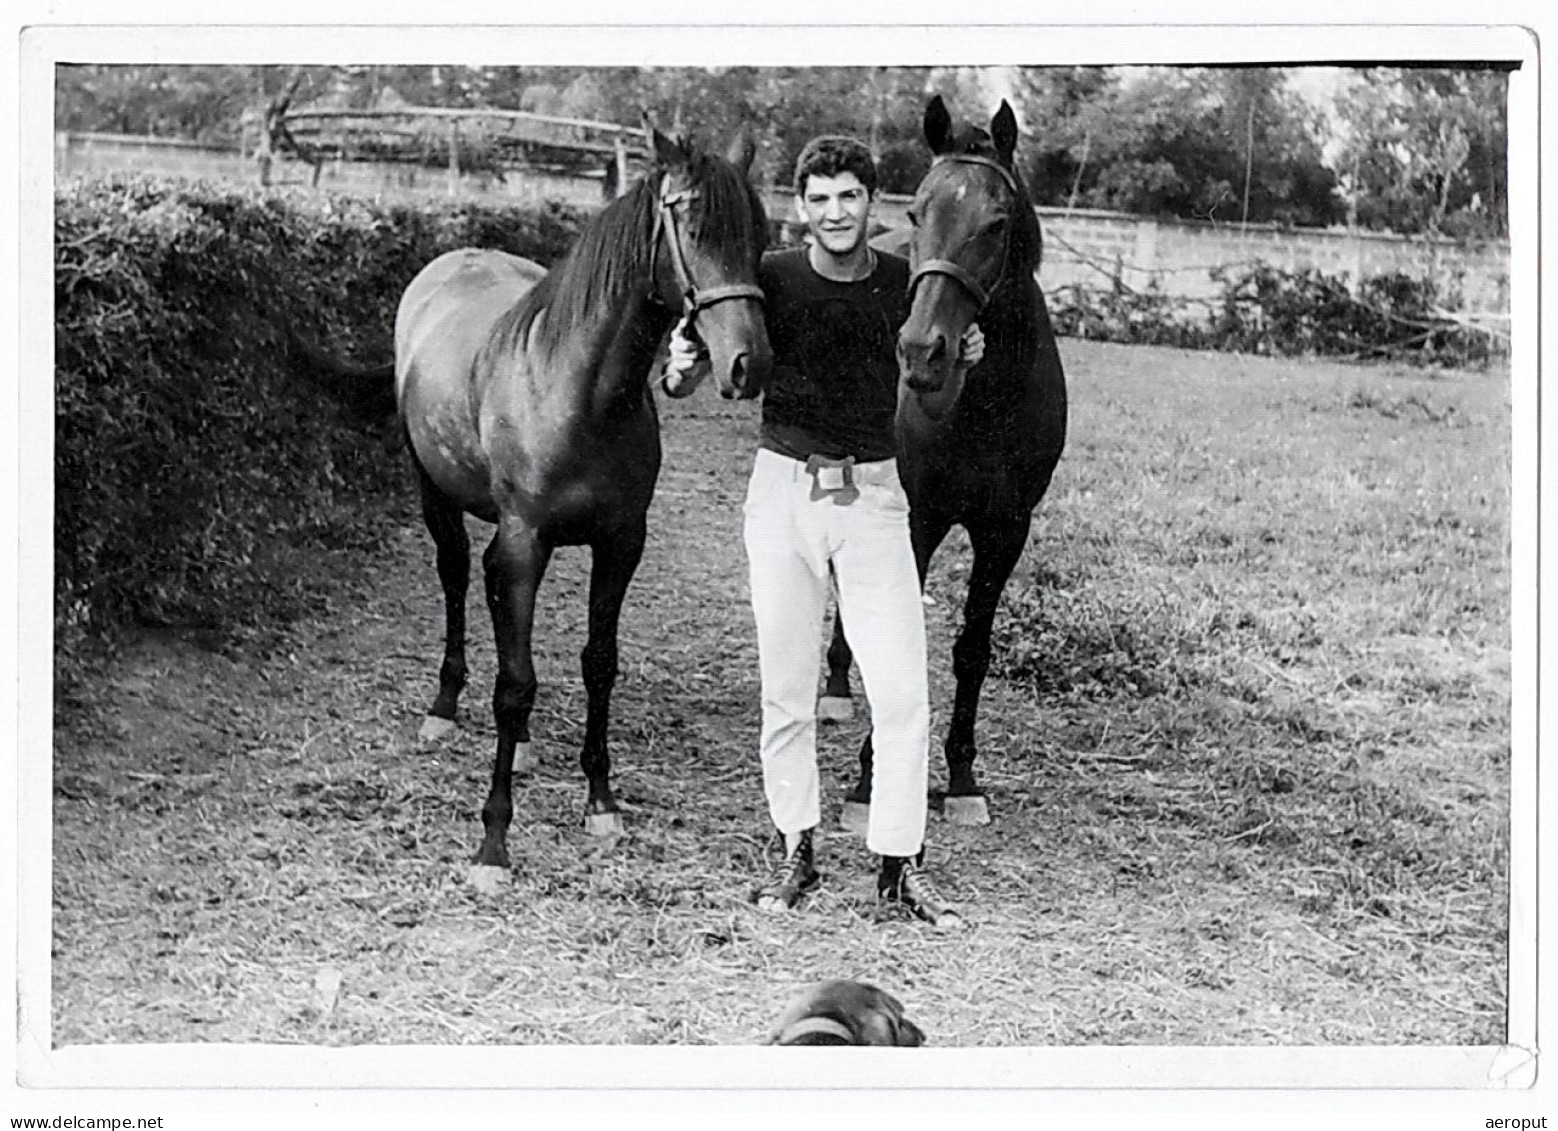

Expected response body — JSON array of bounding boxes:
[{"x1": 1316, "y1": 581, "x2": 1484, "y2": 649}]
[{"x1": 769, "y1": 980, "x2": 926, "y2": 1046}]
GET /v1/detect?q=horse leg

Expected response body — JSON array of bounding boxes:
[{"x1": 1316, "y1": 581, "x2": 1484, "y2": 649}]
[
  {"x1": 819, "y1": 595, "x2": 855, "y2": 722},
  {"x1": 839, "y1": 732, "x2": 875, "y2": 834},
  {"x1": 943, "y1": 515, "x2": 1028, "y2": 826},
  {"x1": 578, "y1": 520, "x2": 647, "y2": 837},
  {"x1": 470, "y1": 521, "x2": 551, "y2": 892},
  {"x1": 839, "y1": 510, "x2": 950, "y2": 836},
  {"x1": 414, "y1": 463, "x2": 470, "y2": 745}
]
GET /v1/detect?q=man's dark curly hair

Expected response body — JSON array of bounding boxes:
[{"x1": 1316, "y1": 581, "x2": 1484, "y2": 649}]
[{"x1": 792, "y1": 135, "x2": 879, "y2": 196}]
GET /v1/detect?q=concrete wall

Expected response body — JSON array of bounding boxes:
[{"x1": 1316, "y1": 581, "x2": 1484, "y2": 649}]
[
  {"x1": 1034, "y1": 206, "x2": 1509, "y2": 317},
  {"x1": 57, "y1": 131, "x2": 1509, "y2": 317},
  {"x1": 55, "y1": 131, "x2": 611, "y2": 210}
]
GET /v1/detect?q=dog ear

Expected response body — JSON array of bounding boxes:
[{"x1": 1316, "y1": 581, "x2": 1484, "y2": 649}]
[
  {"x1": 862, "y1": 983, "x2": 926, "y2": 1047},
  {"x1": 842, "y1": 981, "x2": 921, "y2": 1046},
  {"x1": 855, "y1": 987, "x2": 902, "y2": 1046}
]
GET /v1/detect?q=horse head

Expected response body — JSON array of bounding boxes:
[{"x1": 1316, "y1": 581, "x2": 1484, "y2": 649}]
[
  {"x1": 646, "y1": 122, "x2": 773, "y2": 400},
  {"x1": 898, "y1": 95, "x2": 1036, "y2": 420}
]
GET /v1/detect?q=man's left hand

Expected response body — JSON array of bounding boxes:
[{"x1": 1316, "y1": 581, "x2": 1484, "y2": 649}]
[{"x1": 957, "y1": 323, "x2": 986, "y2": 369}]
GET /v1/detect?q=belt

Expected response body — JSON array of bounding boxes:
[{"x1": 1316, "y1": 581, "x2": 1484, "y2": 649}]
[{"x1": 755, "y1": 446, "x2": 898, "y2": 504}]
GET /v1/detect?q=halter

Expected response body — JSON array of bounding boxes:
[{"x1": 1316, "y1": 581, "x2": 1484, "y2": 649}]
[
  {"x1": 906, "y1": 152, "x2": 1019, "y2": 311},
  {"x1": 650, "y1": 176, "x2": 766, "y2": 320}
]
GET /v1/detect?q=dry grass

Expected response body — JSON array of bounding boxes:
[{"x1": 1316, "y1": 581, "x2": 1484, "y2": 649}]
[{"x1": 51, "y1": 340, "x2": 1511, "y2": 1048}]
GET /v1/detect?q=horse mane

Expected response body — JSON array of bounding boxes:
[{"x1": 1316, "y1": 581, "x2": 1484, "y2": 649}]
[
  {"x1": 494, "y1": 147, "x2": 769, "y2": 362},
  {"x1": 944, "y1": 123, "x2": 1043, "y2": 284}
]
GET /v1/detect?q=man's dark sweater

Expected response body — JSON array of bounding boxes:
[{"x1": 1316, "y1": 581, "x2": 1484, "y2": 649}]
[{"x1": 757, "y1": 246, "x2": 910, "y2": 464}]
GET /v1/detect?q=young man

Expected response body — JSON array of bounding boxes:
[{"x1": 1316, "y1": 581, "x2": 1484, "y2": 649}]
[{"x1": 667, "y1": 136, "x2": 981, "y2": 929}]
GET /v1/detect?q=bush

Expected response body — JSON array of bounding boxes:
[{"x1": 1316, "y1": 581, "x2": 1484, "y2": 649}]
[
  {"x1": 54, "y1": 176, "x2": 586, "y2": 686},
  {"x1": 1046, "y1": 260, "x2": 1501, "y2": 369},
  {"x1": 1047, "y1": 279, "x2": 1217, "y2": 352}
]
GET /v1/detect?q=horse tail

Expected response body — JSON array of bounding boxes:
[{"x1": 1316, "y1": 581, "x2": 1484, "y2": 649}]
[{"x1": 284, "y1": 315, "x2": 397, "y2": 417}]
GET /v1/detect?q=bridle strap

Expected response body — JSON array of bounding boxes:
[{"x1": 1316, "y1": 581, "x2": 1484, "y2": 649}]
[
  {"x1": 929, "y1": 151, "x2": 1018, "y2": 195},
  {"x1": 654, "y1": 185, "x2": 699, "y2": 310},
  {"x1": 906, "y1": 152, "x2": 1018, "y2": 312},
  {"x1": 910, "y1": 258, "x2": 992, "y2": 309},
  {"x1": 651, "y1": 178, "x2": 765, "y2": 317},
  {"x1": 687, "y1": 282, "x2": 767, "y2": 310}
]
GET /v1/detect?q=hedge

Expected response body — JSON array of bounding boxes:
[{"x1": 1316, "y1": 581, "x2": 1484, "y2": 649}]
[{"x1": 54, "y1": 175, "x2": 584, "y2": 687}]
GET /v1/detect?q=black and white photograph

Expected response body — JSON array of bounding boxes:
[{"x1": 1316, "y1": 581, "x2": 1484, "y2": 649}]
[{"x1": 5, "y1": 4, "x2": 1546, "y2": 1122}]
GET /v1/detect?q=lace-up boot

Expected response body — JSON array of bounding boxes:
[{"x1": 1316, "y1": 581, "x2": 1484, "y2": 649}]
[
  {"x1": 878, "y1": 851, "x2": 964, "y2": 930},
  {"x1": 754, "y1": 827, "x2": 820, "y2": 912}
]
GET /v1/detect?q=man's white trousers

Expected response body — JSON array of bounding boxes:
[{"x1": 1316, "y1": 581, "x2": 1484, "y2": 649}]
[{"x1": 742, "y1": 447, "x2": 929, "y2": 859}]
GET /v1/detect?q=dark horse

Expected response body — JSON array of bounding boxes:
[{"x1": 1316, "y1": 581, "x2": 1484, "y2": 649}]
[
  {"x1": 396, "y1": 125, "x2": 772, "y2": 891},
  {"x1": 825, "y1": 96, "x2": 1068, "y2": 829}
]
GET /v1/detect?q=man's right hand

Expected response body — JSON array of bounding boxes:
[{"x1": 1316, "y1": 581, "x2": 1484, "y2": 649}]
[{"x1": 662, "y1": 316, "x2": 711, "y2": 396}]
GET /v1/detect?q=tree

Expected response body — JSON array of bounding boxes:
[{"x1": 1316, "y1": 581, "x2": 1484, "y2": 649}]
[
  {"x1": 1331, "y1": 67, "x2": 1508, "y2": 238},
  {"x1": 80, "y1": 63, "x2": 1506, "y2": 237},
  {"x1": 56, "y1": 64, "x2": 280, "y2": 144},
  {"x1": 1007, "y1": 66, "x2": 1118, "y2": 206},
  {"x1": 1217, "y1": 68, "x2": 1342, "y2": 229},
  {"x1": 1005, "y1": 67, "x2": 1340, "y2": 228}
]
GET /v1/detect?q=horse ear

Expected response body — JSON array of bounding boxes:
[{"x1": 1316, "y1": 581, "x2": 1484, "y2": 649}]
[
  {"x1": 642, "y1": 110, "x2": 687, "y2": 167},
  {"x1": 924, "y1": 94, "x2": 953, "y2": 155},
  {"x1": 725, "y1": 126, "x2": 756, "y2": 176},
  {"x1": 991, "y1": 99, "x2": 1019, "y2": 159}
]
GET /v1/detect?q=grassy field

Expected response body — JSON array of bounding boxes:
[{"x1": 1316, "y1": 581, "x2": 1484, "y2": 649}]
[{"x1": 49, "y1": 337, "x2": 1511, "y2": 1051}]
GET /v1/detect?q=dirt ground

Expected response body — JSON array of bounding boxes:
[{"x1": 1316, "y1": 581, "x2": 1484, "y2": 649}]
[{"x1": 48, "y1": 339, "x2": 1511, "y2": 1052}]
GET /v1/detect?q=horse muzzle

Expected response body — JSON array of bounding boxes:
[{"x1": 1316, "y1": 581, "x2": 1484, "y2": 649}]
[
  {"x1": 897, "y1": 331, "x2": 961, "y2": 397},
  {"x1": 720, "y1": 348, "x2": 771, "y2": 400}
]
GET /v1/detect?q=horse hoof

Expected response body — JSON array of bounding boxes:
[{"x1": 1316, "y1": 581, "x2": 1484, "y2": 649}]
[
  {"x1": 943, "y1": 795, "x2": 991, "y2": 826},
  {"x1": 467, "y1": 864, "x2": 510, "y2": 894},
  {"x1": 419, "y1": 715, "x2": 457, "y2": 745},
  {"x1": 839, "y1": 800, "x2": 870, "y2": 835},
  {"x1": 584, "y1": 811, "x2": 624, "y2": 838},
  {"x1": 513, "y1": 741, "x2": 537, "y2": 776},
  {"x1": 817, "y1": 696, "x2": 854, "y2": 723}
]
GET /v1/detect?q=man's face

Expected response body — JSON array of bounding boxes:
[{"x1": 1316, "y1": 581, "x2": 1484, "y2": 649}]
[{"x1": 795, "y1": 171, "x2": 873, "y2": 257}]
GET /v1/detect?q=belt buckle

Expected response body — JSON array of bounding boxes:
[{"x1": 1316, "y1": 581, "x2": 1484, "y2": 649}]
[{"x1": 805, "y1": 455, "x2": 860, "y2": 505}]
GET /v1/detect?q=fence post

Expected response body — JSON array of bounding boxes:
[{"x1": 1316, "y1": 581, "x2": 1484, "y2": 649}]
[
  {"x1": 614, "y1": 134, "x2": 630, "y2": 198},
  {"x1": 1136, "y1": 217, "x2": 1161, "y2": 289},
  {"x1": 255, "y1": 111, "x2": 274, "y2": 187},
  {"x1": 446, "y1": 121, "x2": 461, "y2": 197}
]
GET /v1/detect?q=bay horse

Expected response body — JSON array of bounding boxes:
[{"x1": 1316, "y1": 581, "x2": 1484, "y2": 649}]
[
  {"x1": 396, "y1": 125, "x2": 772, "y2": 891},
  {"x1": 824, "y1": 96, "x2": 1068, "y2": 829}
]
